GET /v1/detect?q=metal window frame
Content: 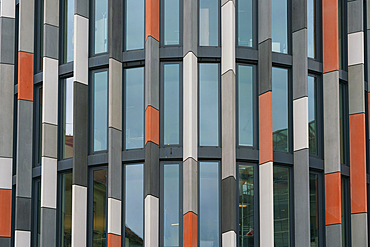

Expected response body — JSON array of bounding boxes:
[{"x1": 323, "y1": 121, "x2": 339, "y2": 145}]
[
  {"x1": 33, "y1": 84, "x2": 43, "y2": 168},
  {"x1": 160, "y1": 0, "x2": 183, "y2": 48}
]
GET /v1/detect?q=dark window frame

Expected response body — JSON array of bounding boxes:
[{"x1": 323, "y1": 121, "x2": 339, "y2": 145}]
[
  {"x1": 34, "y1": 0, "x2": 44, "y2": 73},
  {"x1": 160, "y1": 0, "x2": 183, "y2": 48},
  {"x1": 33, "y1": 83, "x2": 43, "y2": 167}
]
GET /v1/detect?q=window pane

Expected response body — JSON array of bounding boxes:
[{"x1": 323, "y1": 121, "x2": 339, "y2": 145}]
[
  {"x1": 272, "y1": 68, "x2": 289, "y2": 152},
  {"x1": 37, "y1": 181, "x2": 41, "y2": 247},
  {"x1": 273, "y1": 166, "x2": 290, "y2": 247},
  {"x1": 307, "y1": 0, "x2": 316, "y2": 58},
  {"x1": 94, "y1": 0, "x2": 108, "y2": 54},
  {"x1": 38, "y1": 87, "x2": 43, "y2": 164},
  {"x1": 272, "y1": 0, "x2": 288, "y2": 53},
  {"x1": 309, "y1": 174, "x2": 319, "y2": 247},
  {"x1": 63, "y1": 78, "x2": 74, "y2": 159},
  {"x1": 63, "y1": 0, "x2": 74, "y2": 62},
  {"x1": 125, "y1": 164, "x2": 144, "y2": 246},
  {"x1": 164, "y1": 64, "x2": 180, "y2": 145},
  {"x1": 61, "y1": 173, "x2": 72, "y2": 247},
  {"x1": 164, "y1": 0, "x2": 179, "y2": 45},
  {"x1": 339, "y1": 83, "x2": 347, "y2": 165},
  {"x1": 239, "y1": 165, "x2": 254, "y2": 246},
  {"x1": 93, "y1": 169, "x2": 107, "y2": 247},
  {"x1": 93, "y1": 71, "x2": 108, "y2": 152},
  {"x1": 199, "y1": 162, "x2": 219, "y2": 247},
  {"x1": 199, "y1": 64, "x2": 219, "y2": 146},
  {"x1": 238, "y1": 65, "x2": 253, "y2": 146},
  {"x1": 308, "y1": 76, "x2": 317, "y2": 155},
  {"x1": 199, "y1": 0, "x2": 218, "y2": 46},
  {"x1": 125, "y1": 67, "x2": 144, "y2": 149},
  {"x1": 126, "y1": 0, "x2": 144, "y2": 50},
  {"x1": 238, "y1": 0, "x2": 253, "y2": 47},
  {"x1": 163, "y1": 164, "x2": 180, "y2": 246}
]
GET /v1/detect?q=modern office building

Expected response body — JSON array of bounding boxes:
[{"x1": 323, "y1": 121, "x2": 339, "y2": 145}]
[{"x1": 0, "y1": 0, "x2": 369, "y2": 246}]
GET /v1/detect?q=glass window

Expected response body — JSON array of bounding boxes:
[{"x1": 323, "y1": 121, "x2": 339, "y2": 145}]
[
  {"x1": 126, "y1": 0, "x2": 144, "y2": 50},
  {"x1": 164, "y1": 0, "x2": 179, "y2": 45},
  {"x1": 35, "y1": 86, "x2": 43, "y2": 166},
  {"x1": 238, "y1": 65, "x2": 253, "y2": 146},
  {"x1": 239, "y1": 165, "x2": 254, "y2": 246},
  {"x1": 199, "y1": 162, "x2": 220, "y2": 246},
  {"x1": 307, "y1": 0, "x2": 316, "y2": 58},
  {"x1": 93, "y1": 71, "x2": 108, "y2": 152},
  {"x1": 273, "y1": 166, "x2": 290, "y2": 247},
  {"x1": 61, "y1": 173, "x2": 72, "y2": 247},
  {"x1": 272, "y1": 68, "x2": 289, "y2": 152},
  {"x1": 309, "y1": 173, "x2": 319, "y2": 247},
  {"x1": 37, "y1": 180, "x2": 41, "y2": 247},
  {"x1": 199, "y1": 0, "x2": 219, "y2": 46},
  {"x1": 272, "y1": 0, "x2": 288, "y2": 53},
  {"x1": 125, "y1": 164, "x2": 144, "y2": 246},
  {"x1": 308, "y1": 76, "x2": 317, "y2": 155},
  {"x1": 162, "y1": 164, "x2": 180, "y2": 246},
  {"x1": 92, "y1": 169, "x2": 107, "y2": 246},
  {"x1": 62, "y1": 78, "x2": 74, "y2": 159},
  {"x1": 62, "y1": 0, "x2": 74, "y2": 63},
  {"x1": 125, "y1": 67, "x2": 144, "y2": 149},
  {"x1": 238, "y1": 0, "x2": 253, "y2": 47},
  {"x1": 199, "y1": 64, "x2": 219, "y2": 146},
  {"x1": 35, "y1": 0, "x2": 44, "y2": 71},
  {"x1": 341, "y1": 178, "x2": 350, "y2": 247},
  {"x1": 339, "y1": 83, "x2": 348, "y2": 165},
  {"x1": 163, "y1": 64, "x2": 180, "y2": 145},
  {"x1": 94, "y1": 0, "x2": 108, "y2": 54}
]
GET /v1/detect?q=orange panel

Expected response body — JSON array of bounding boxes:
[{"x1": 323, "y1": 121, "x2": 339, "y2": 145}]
[
  {"x1": 145, "y1": 0, "x2": 159, "y2": 41},
  {"x1": 322, "y1": 0, "x2": 339, "y2": 73},
  {"x1": 325, "y1": 172, "x2": 341, "y2": 225},
  {"x1": 183, "y1": 212, "x2": 197, "y2": 247},
  {"x1": 259, "y1": 91, "x2": 273, "y2": 164},
  {"x1": 349, "y1": 113, "x2": 367, "y2": 213},
  {"x1": 18, "y1": 51, "x2": 34, "y2": 101},
  {"x1": 107, "y1": 233, "x2": 121, "y2": 247},
  {"x1": 0, "y1": 189, "x2": 12, "y2": 237},
  {"x1": 145, "y1": 106, "x2": 159, "y2": 145}
]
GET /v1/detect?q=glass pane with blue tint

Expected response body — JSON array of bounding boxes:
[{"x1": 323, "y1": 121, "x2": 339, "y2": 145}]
[
  {"x1": 126, "y1": 0, "x2": 145, "y2": 50},
  {"x1": 272, "y1": 0, "x2": 288, "y2": 53},
  {"x1": 238, "y1": 65, "x2": 253, "y2": 146},
  {"x1": 272, "y1": 68, "x2": 289, "y2": 152},
  {"x1": 61, "y1": 173, "x2": 72, "y2": 247},
  {"x1": 94, "y1": 0, "x2": 108, "y2": 54},
  {"x1": 93, "y1": 169, "x2": 107, "y2": 247},
  {"x1": 307, "y1": 0, "x2": 316, "y2": 58},
  {"x1": 239, "y1": 165, "x2": 254, "y2": 247},
  {"x1": 199, "y1": 162, "x2": 219, "y2": 247},
  {"x1": 63, "y1": 0, "x2": 74, "y2": 62},
  {"x1": 308, "y1": 76, "x2": 317, "y2": 155},
  {"x1": 125, "y1": 67, "x2": 144, "y2": 149},
  {"x1": 199, "y1": 64, "x2": 219, "y2": 146},
  {"x1": 238, "y1": 0, "x2": 253, "y2": 47},
  {"x1": 309, "y1": 174, "x2": 319, "y2": 247},
  {"x1": 164, "y1": 0, "x2": 179, "y2": 45},
  {"x1": 199, "y1": 0, "x2": 219, "y2": 46},
  {"x1": 93, "y1": 71, "x2": 108, "y2": 152},
  {"x1": 63, "y1": 77, "x2": 74, "y2": 159}
]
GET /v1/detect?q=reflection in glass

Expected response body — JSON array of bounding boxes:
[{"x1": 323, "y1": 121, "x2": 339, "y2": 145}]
[
  {"x1": 125, "y1": 67, "x2": 144, "y2": 149},
  {"x1": 309, "y1": 174, "x2": 319, "y2": 247},
  {"x1": 61, "y1": 173, "x2": 72, "y2": 247},
  {"x1": 93, "y1": 71, "x2": 108, "y2": 152},
  {"x1": 238, "y1": 0, "x2": 253, "y2": 47},
  {"x1": 238, "y1": 65, "x2": 253, "y2": 146},
  {"x1": 37, "y1": 181, "x2": 41, "y2": 247},
  {"x1": 272, "y1": 0, "x2": 288, "y2": 53},
  {"x1": 199, "y1": 64, "x2": 219, "y2": 146},
  {"x1": 164, "y1": 64, "x2": 180, "y2": 145},
  {"x1": 63, "y1": 78, "x2": 74, "y2": 158},
  {"x1": 93, "y1": 169, "x2": 107, "y2": 247},
  {"x1": 199, "y1": 0, "x2": 219, "y2": 46},
  {"x1": 164, "y1": 0, "x2": 179, "y2": 45},
  {"x1": 272, "y1": 68, "x2": 289, "y2": 152},
  {"x1": 38, "y1": 87, "x2": 43, "y2": 164},
  {"x1": 199, "y1": 162, "x2": 219, "y2": 247},
  {"x1": 307, "y1": 0, "x2": 316, "y2": 58},
  {"x1": 63, "y1": 0, "x2": 74, "y2": 62},
  {"x1": 239, "y1": 165, "x2": 254, "y2": 246},
  {"x1": 163, "y1": 164, "x2": 180, "y2": 246},
  {"x1": 308, "y1": 76, "x2": 317, "y2": 155},
  {"x1": 126, "y1": 0, "x2": 144, "y2": 50},
  {"x1": 94, "y1": 0, "x2": 108, "y2": 54},
  {"x1": 125, "y1": 164, "x2": 144, "y2": 246},
  {"x1": 273, "y1": 166, "x2": 290, "y2": 247}
]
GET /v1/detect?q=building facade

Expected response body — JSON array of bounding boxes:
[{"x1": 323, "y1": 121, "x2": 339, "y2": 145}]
[{"x1": 0, "y1": 0, "x2": 369, "y2": 246}]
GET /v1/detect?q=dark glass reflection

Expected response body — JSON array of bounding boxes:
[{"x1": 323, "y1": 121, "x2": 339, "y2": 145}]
[
  {"x1": 339, "y1": 83, "x2": 347, "y2": 165},
  {"x1": 272, "y1": 68, "x2": 289, "y2": 152},
  {"x1": 239, "y1": 165, "x2": 254, "y2": 246},
  {"x1": 93, "y1": 169, "x2": 107, "y2": 247},
  {"x1": 238, "y1": 0, "x2": 253, "y2": 47},
  {"x1": 125, "y1": 164, "x2": 144, "y2": 246},
  {"x1": 125, "y1": 67, "x2": 144, "y2": 149},
  {"x1": 309, "y1": 174, "x2": 319, "y2": 246},
  {"x1": 238, "y1": 65, "x2": 253, "y2": 146},
  {"x1": 341, "y1": 178, "x2": 347, "y2": 247},
  {"x1": 35, "y1": 0, "x2": 44, "y2": 70},
  {"x1": 63, "y1": 78, "x2": 74, "y2": 159},
  {"x1": 199, "y1": 64, "x2": 219, "y2": 146},
  {"x1": 272, "y1": 0, "x2": 288, "y2": 53},
  {"x1": 307, "y1": 0, "x2": 316, "y2": 58},
  {"x1": 199, "y1": 162, "x2": 219, "y2": 247},
  {"x1": 93, "y1": 71, "x2": 108, "y2": 152},
  {"x1": 61, "y1": 173, "x2": 72, "y2": 247},
  {"x1": 164, "y1": 0, "x2": 179, "y2": 45},
  {"x1": 94, "y1": 0, "x2": 108, "y2": 54},
  {"x1": 37, "y1": 181, "x2": 41, "y2": 247},
  {"x1": 38, "y1": 87, "x2": 43, "y2": 164},
  {"x1": 199, "y1": 0, "x2": 219, "y2": 46},
  {"x1": 63, "y1": 0, "x2": 74, "y2": 62},
  {"x1": 308, "y1": 76, "x2": 317, "y2": 155},
  {"x1": 273, "y1": 166, "x2": 290, "y2": 247},
  {"x1": 126, "y1": 0, "x2": 144, "y2": 50}
]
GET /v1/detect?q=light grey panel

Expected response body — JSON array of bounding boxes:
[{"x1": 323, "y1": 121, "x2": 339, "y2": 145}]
[
  {"x1": 258, "y1": 0, "x2": 271, "y2": 43},
  {"x1": 348, "y1": 0, "x2": 363, "y2": 34},
  {"x1": 292, "y1": 0, "x2": 307, "y2": 32},
  {"x1": 348, "y1": 63, "x2": 365, "y2": 115},
  {"x1": 44, "y1": 0, "x2": 59, "y2": 26},
  {"x1": 40, "y1": 207, "x2": 57, "y2": 246},
  {"x1": 183, "y1": 157, "x2": 198, "y2": 215},
  {"x1": 144, "y1": 141, "x2": 160, "y2": 198},
  {"x1": 0, "y1": 17, "x2": 15, "y2": 64},
  {"x1": 326, "y1": 224, "x2": 342, "y2": 247},
  {"x1": 108, "y1": 127, "x2": 122, "y2": 200},
  {"x1": 221, "y1": 0, "x2": 235, "y2": 7},
  {"x1": 75, "y1": 0, "x2": 89, "y2": 18},
  {"x1": 43, "y1": 24, "x2": 59, "y2": 60},
  {"x1": 258, "y1": 39, "x2": 272, "y2": 95},
  {"x1": 292, "y1": 29, "x2": 308, "y2": 99},
  {"x1": 221, "y1": 176, "x2": 237, "y2": 233},
  {"x1": 15, "y1": 197, "x2": 31, "y2": 231},
  {"x1": 19, "y1": 0, "x2": 34, "y2": 53},
  {"x1": 42, "y1": 123, "x2": 57, "y2": 159},
  {"x1": 351, "y1": 213, "x2": 368, "y2": 247},
  {"x1": 145, "y1": 36, "x2": 160, "y2": 110},
  {"x1": 183, "y1": 0, "x2": 198, "y2": 56}
]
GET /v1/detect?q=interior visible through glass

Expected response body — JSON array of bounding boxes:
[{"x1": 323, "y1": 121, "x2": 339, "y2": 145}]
[
  {"x1": 63, "y1": 78, "x2": 74, "y2": 158},
  {"x1": 61, "y1": 173, "x2": 72, "y2": 247},
  {"x1": 94, "y1": 0, "x2": 108, "y2": 54},
  {"x1": 63, "y1": 0, "x2": 74, "y2": 62},
  {"x1": 238, "y1": 65, "x2": 253, "y2": 146},
  {"x1": 238, "y1": 0, "x2": 253, "y2": 47},
  {"x1": 126, "y1": 0, "x2": 144, "y2": 50},
  {"x1": 93, "y1": 169, "x2": 107, "y2": 247},
  {"x1": 93, "y1": 71, "x2": 108, "y2": 152},
  {"x1": 309, "y1": 174, "x2": 319, "y2": 247},
  {"x1": 199, "y1": 0, "x2": 219, "y2": 46},
  {"x1": 272, "y1": 0, "x2": 288, "y2": 53},
  {"x1": 239, "y1": 165, "x2": 254, "y2": 247}
]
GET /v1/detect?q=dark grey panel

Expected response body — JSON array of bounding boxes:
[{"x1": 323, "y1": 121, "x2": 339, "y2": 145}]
[
  {"x1": 108, "y1": 127, "x2": 122, "y2": 200},
  {"x1": 0, "y1": 17, "x2": 15, "y2": 64},
  {"x1": 108, "y1": 0, "x2": 122, "y2": 61},
  {"x1": 43, "y1": 24, "x2": 59, "y2": 60},
  {"x1": 75, "y1": 0, "x2": 89, "y2": 18},
  {"x1": 15, "y1": 197, "x2": 31, "y2": 231},
  {"x1": 40, "y1": 207, "x2": 57, "y2": 246},
  {"x1": 144, "y1": 141, "x2": 160, "y2": 198},
  {"x1": 347, "y1": 0, "x2": 363, "y2": 34},
  {"x1": 0, "y1": 237, "x2": 11, "y2": 247},
  {"x1": 183, "y1": 0, "x2": 198, "y2": 56},
  {"x1": 292, "y1": 0, "x2": 307, "y2": 32},
  {"x1": 258, "y1": 39, "x2": 272, "y2": 95},
  {"x1": 292, "y1": 29, "x2": 308, "y2": 99},
  {"x1": 221, "y1": 176, "x2": 237, "y2": 233},
  {"x1": 122, "y1": 50, "x2": 145, "y2": 62}
]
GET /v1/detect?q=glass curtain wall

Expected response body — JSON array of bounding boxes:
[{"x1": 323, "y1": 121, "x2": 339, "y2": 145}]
[
  {"x1": 199, "y1": 0, "x2": 219, "y2": 46},
  {"x1": 94, "y1": 0, "x2": 108, "y2": 54},
  {"x1": 238, "y1": 0, "x2": 253, "y2": 47},
  {"x1": 272, "y1": 0, "x2": 288, "y2": 53},
  {"x1": 308, "y1": 76, "x2": 317, "y2": 155},
  {"x1": 61, "y1": 173, "x2": 73, "y2": 247},
  {"x1": 93, "y1": 71, "x2": 108, "y2": 152},
  {"x1": 92, "y1": 169, "x2": 107, "y2": 247},
  {"x1": 62, "y1": 77, "x2": 74, "y2": 158},
  {"x1": 125, "y1": 0, "x2": 145, "y2": 50},
  {"x1": 62, "y1": 0, "x2": 74, "y2": 63},
  {"x1": 164, "y1": 0, "x2": 179, "y2": 45}
]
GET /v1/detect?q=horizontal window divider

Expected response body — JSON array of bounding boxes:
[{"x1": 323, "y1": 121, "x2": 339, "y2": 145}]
[
  {"x1": 308, "y1": 156, "x2": 324, "y2": 171},
  {"x1": 57, "y1": 158, "x2": 73, "y2": 172},
  {"x1": 159, "y1": 146, "x2": 183, "y2": 159},
  {"x1": 308, "y1": 59, "x2": 323, "y2": 74},
  {"x1": 34, "y1": 72, "x2": 43, "y2": 85},
  {"x1": 88, "y1": 55, "x2": 109, "y2": 70},
  {"x1": 273, "y1": 151, "x2": 294, "y2": 165},
  {"x1": 339, "y1": 70, "x2": 348, "y2": 81},
  {"x1": 59, "y1": 62, "x2": 73, "y2": 77},
  {"x1": 122, "y1": 50, "x2": 145, "y2": 63},
  {"x1": 198, "y1": 47, "x2": 221, "y2": 58},
  {"x1": 32, "y1": 166, "x2": 41, "y2": 178},
  {"x1": 236, "y1": 48, "x2": 258, "y2": 61},
  {"x1": 159, "y1": 47, "x2": 183, "y2": 59},
  {"x1": 236, "y1": 147, "x2": 259, "y2": 161},
  {"x1": 272, "y1": 52, "x2": 292, "y2": 67},
  {"x1": 198, "y1": 147, "x2": 222, "y2": 159},
  {"x1": 341, "y1": 164, "x2": 350, "y2": 177},
  {"x1": 122, "y1": 149, "x2": 145, "y2": 162},
  {"x1": 87, "y1": 153, "x2": 108, "y2": 166},
  {"x1": 122, "y1": 60, "x2": 145, "y2": 69}
]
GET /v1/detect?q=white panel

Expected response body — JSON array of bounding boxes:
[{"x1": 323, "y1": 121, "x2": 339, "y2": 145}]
[
  {"x1": 71, "y1": 185, "x2": 87, "y2": 247},
  {"x1": 0, "y1": 0, "x2": 15, "y2": 18},
  {"x1": 144, "y1": 195, "x2": 159, "y2": 247},
  {"x1": 108, "y1": 198, "x2": 121, "y2": 236},
  {"x1": 40, "y1": 157, "x2": 57, "y2": 208},
  {"x1": 15, "y1": 230, "x2": 31, "y2": 247},
  {"x1": 42, "y1": 57, "x2": 59, "y2": 125},
  {"x1": 293, "y1": 97, "x2": 308, "y2": 151},
  {"x1": 183, "y1": 52, "x2": 198, "y2": 161},
  {"x1": 348, "y1": 32, "x2": 364, "y2": 66},
  {"x1": 74, "y1": 15, "x2": 89, "y2": 85},
  {"x1": 0, "y1": 157, "x2": 12, "y2": 189},
  {"x1": 221, "y1": 1, "x2": 235, "y2": 74},
  {"x1": 222, "y1": 230, "x2": 237, "y2": 247},
  {"x1": 259, "y1": 162, "x2": 274, "y2": 247}
]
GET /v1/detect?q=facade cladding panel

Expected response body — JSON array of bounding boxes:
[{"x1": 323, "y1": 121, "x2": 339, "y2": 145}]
[{"x1": 1, "y1": 0, "x2": 370, "y2": 245}]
